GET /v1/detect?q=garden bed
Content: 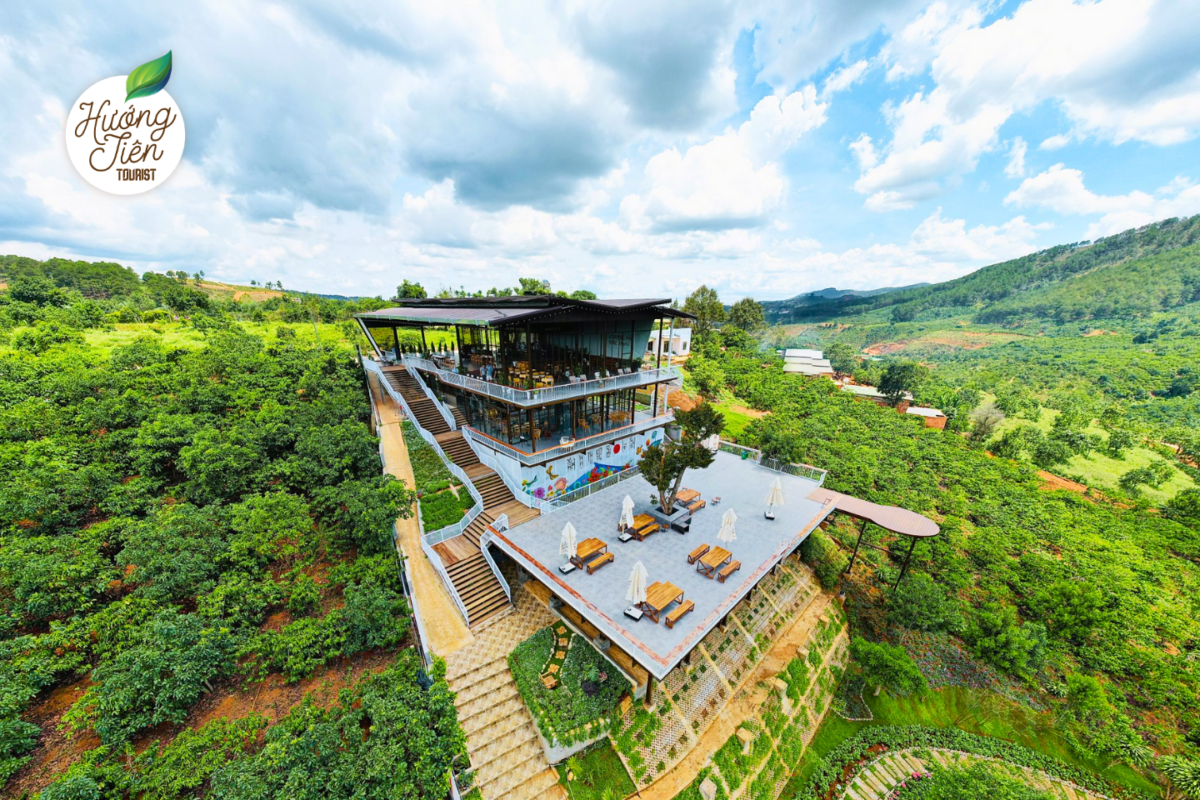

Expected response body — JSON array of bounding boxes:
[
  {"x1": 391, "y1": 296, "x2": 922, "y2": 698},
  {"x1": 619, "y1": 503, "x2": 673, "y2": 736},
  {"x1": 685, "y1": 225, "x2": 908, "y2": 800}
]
[
  {"x1": 509, "y1": 626, "x2": 630, "y2": 747},
  {"x1": 417, "y1": 486, "x2": 474, "y2": 532},
  {"x1": 401, "y1": 421, "x2": 461, "y2": 493},
  {"x1": 555, "y1": 740, "x2": 636, "y2": 800}
]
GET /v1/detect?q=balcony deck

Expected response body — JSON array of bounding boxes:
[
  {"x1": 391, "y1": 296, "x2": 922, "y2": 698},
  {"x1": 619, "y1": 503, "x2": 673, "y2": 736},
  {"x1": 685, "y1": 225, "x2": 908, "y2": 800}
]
[
  {"x1": 405, "y1": 354, "x2": 680, "y2": 408},
  {"x1": 488, "y1": 450, "x2": 837, "y2": 679}
]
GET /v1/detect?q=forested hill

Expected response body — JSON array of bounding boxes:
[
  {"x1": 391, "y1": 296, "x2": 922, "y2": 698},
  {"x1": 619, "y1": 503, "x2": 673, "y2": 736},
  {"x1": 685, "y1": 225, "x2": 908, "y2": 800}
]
[{"x1": 775, "y1": 214, "x2": 1200, "y2": 326}]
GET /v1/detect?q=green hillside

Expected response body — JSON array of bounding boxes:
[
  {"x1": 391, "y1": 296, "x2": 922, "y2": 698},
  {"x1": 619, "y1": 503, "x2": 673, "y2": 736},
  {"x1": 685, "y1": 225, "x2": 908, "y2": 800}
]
[{"x1": 774, "y1": 214, "x2": 1200, "y2": 326}]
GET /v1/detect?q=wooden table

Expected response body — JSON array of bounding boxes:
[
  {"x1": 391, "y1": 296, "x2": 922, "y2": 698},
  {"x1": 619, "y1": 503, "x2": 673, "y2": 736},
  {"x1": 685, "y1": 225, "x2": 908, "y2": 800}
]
[
  {"x1": 697, "y1": 546, "x2": 732, "y2": 579},
  {"x1": 572, "y1": 537, "x2": 608, "y2": 569},
  {"x1": 676, "y1": 488, "x2": 701, "y2": 505},
  {"x1": 630, "y1": 514, "x2": 659, "y2": 541},
  {"x1": 640, "y1": 581, "x2": 684, "y2": 623}
]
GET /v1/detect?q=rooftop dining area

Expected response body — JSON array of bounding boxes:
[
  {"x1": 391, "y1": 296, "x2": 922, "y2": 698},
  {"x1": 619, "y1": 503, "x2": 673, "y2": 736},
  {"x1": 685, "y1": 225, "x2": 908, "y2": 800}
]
[
  {"x1": 486, "y1": 449, "x2": 839, "y2": 684},
  {"x1": 356, "y1": 295, "x2": 691, "y2": 395}
]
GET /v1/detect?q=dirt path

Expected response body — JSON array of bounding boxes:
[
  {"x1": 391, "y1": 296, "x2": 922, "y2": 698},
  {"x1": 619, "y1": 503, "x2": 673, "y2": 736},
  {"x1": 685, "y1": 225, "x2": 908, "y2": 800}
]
[{"x1": 367, "y1": 370, "x2": 475, "y2": 656}]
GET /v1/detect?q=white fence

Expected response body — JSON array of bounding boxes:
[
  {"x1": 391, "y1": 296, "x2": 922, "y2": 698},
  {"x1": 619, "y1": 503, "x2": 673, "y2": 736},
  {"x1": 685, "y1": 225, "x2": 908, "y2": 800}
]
[{"x1": 717, "y1": 440, "x2": 828, "y2": 485}]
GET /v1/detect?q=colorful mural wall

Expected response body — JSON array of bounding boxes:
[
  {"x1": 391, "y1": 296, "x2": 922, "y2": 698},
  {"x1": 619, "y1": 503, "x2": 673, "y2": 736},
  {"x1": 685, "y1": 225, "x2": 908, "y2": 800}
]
[{"x1": 519, "y1": 427, "x2": 665, "y2": 502}]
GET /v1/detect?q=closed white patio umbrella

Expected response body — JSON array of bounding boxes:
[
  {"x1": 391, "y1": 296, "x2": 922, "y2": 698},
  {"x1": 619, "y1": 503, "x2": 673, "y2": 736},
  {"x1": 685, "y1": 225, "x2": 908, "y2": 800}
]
[
  {"x1": 620, "y1": 495, "x2": 636, "y2": 530},
  {"x1": 765, "y1": 476, "x2": 785, "y2": 519},
  {"x1": 717, "y1": 508, "x2": 738, "y2": 544},
  {"x1": 627, "y1": 561, "x2": 648, "y2": 605},
  {"x1": 559, "y1": 522, "x2": 578, "y2": 564}
]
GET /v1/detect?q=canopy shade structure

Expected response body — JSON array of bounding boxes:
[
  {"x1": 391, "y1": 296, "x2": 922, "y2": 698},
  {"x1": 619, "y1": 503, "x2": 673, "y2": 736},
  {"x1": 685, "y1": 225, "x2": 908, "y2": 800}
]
[
  {"x1": 627, "y1": 561, "x2": 648, "y2": 605},
  {"x1": 717, "y1": 508, "x2": 738, "y2": 544},
  {"x1": 620, "y1": 495, "x2": 636, "y2": 530},
  {"x1": 559, "y1": 522, "x2": 578, "y2": 561},
  {"x1": 807, "y1": 487, "x2": 941, "y2": 589},
  {"x1": 357, "y1": 295, "x2": 696, "y2": 329}
]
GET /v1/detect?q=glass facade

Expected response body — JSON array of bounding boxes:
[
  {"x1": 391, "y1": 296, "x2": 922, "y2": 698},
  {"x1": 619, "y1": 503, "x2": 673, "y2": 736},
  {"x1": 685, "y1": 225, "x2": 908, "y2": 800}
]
[{"x1": 449, "y1": 386, "x2": 649, "y2": 454}]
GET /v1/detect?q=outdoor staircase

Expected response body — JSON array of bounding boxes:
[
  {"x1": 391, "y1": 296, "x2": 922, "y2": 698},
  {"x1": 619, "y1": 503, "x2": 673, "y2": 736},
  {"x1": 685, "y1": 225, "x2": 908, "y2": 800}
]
[
  {"x1": 383, "y1": 364, "x2": 540, "y2": 628},
  {"x1": 383, "y1": 367, "x2": 451, "y2": 435},
  {"x1": 450, "y1": 654, "x2": 567, "y2": 800}
]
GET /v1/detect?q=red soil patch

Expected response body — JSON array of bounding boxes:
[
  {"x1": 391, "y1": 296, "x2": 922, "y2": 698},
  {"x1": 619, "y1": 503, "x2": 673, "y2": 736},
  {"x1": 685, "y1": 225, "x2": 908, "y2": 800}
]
[
  {"x1": 1037, "y1": 470, "x2": 1088, "y2": 494},
  {"x1": 666, "y1": 388, "x2": 699, "y2": 412}
]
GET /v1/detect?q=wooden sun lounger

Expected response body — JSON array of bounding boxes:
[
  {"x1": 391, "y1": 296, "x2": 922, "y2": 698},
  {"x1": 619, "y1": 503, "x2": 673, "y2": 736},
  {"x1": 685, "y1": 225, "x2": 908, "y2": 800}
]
[
  {"x1": 687, "y1": 544, "x2": 710, "y2": 564},
  {"x1": 586, "y1": 551, "x2": 614, "y2": 574},
  {"x1": 665, "y1": 599, "x2": 695, "y2": 629},
  {"x1": 717, "y1": 560, "x2": 741, "y2": 583}
]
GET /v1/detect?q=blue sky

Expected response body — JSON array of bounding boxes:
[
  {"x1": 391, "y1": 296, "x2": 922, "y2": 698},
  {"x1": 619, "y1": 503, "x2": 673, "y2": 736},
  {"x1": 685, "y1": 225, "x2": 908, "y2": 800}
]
[{"x1": 2, "y1": 0, "x2": 1199, "y2": 300}]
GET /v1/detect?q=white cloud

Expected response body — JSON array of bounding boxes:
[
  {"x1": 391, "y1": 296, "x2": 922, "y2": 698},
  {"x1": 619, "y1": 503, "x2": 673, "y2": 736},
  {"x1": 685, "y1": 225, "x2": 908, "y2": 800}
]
[
  {"x1": 821, "y1": 60, "x2": 871, "y2": 98},
  {"x1": 1005, "y1": 164, "x2": 1200, "y2": 238},
  {"x1": 1039, "y1": 133, "x2": 1072, "y2": 150},
  {"x1": 1005, "y1": 137, "x2": 1027, "y2": 178},
  {"x1": 853, "y1": 0, "x2": 1200, "y2": 210},
  {"x1": 620, "y1": 86, "x2": 827, "y2": 232}
]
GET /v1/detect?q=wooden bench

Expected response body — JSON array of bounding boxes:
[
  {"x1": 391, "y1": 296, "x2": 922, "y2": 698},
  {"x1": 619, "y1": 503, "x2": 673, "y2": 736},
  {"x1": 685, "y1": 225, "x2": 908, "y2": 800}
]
[
  {"x1": 687, "y1": 544, "x2": 710, "y2": 564},
  {"x1": 665, "y1": 600, "x2": 695, "y2": 629},
  {"x1": 586, "y1": 552, "x2": 614, "y2": 574},
  {"x1": 686, "y1": 498, "x2": 706, "y2": 514},
  {"x1": 717, "y1": 560, "x2": 741, "y2": 583}
]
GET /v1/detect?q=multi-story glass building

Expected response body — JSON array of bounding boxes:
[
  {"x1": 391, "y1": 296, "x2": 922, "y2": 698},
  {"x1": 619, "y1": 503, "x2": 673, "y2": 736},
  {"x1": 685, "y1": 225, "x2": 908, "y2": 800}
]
[{"x1": 356, "y1": 295, "x2": 691, "y2": 505}]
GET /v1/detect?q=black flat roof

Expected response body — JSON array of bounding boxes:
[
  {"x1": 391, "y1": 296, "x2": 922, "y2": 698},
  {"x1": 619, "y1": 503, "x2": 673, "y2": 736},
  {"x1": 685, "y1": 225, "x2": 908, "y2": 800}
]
[{"x1": 356, "y1": 295, "x2": 694, "y2": 327}]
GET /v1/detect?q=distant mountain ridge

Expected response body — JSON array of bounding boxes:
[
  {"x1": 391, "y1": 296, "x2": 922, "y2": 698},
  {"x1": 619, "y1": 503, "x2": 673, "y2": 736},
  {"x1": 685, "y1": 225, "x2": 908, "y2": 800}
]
[
  {"x1": 772, "y1": 214, "x2": 1200, "y2": 325},
  {"x1": 762, "y1": 284, "x2": 926, "y2": 319}
]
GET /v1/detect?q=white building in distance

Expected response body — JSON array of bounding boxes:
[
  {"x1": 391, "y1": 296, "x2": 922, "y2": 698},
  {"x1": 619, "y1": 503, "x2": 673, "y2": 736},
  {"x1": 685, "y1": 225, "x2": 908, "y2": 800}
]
[{"x1": 781, "y1": 348, "x2": 834, "y2": 376}]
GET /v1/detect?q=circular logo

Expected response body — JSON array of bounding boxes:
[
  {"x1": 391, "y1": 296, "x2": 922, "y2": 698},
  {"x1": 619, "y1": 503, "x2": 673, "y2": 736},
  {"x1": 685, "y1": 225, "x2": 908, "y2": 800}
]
[{"x1": 65, "y1": 75, "x2": 185, "y2": 195}]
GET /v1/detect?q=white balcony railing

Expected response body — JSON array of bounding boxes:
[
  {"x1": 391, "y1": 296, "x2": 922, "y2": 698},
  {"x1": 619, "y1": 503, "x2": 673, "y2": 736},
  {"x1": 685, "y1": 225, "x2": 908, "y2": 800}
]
[
  {"x1": 403, "y1": 354, "x2": 680, "y2": 408},
  {"x1": 460, "y1": 410, "x2": 673, "y2": 466}
]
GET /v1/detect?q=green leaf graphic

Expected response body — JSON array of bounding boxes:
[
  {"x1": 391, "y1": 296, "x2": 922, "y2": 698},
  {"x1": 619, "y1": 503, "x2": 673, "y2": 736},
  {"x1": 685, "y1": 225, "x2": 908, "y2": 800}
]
[{"x1": 125, "y1": 51, "x2": 172, "y2": 102}]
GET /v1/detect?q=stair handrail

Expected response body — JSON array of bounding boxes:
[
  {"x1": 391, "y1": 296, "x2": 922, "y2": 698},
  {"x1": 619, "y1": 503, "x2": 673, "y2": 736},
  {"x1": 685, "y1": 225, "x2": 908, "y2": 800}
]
[
  {"x1": 478, "y1": 516, "x2": 511, "y2": 604},
  {"x1": 463, "y1": 438, "x2": 556, "y2": 515},
  {"x1": 402, "y1": 357, "x2": 458, "y2": 432},
  {"x1": 420, "y1": 536, "x2": 471, "y2": 624},
  {"x1": 361, "y1": 358, "x2": 486, "y2": 545}
]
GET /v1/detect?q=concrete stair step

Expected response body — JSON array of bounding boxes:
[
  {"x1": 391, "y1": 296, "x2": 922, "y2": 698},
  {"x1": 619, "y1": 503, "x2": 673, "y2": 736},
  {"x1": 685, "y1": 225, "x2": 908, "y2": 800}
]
[
  {"x1": 479, "y1": 749, "x2": 548, "y2": 800},
  {"x1": 474, "y1": 734, "x2": 541, "y2": 785},
  {"x1": 448, "y1": 654, "x2": 509, "y2": 688},
  {"x1": 460, "y1": 690, "x2": 523, "y2": 736},
  {"x1": 493, "y1": 768, "x2": 562, "y2": 800},
  {"x1": 454, "y1": 666, "x2": 514, "y2": 709},
  {"x1": 466, "y1": 706, "x2": 531, "y2": 758}
]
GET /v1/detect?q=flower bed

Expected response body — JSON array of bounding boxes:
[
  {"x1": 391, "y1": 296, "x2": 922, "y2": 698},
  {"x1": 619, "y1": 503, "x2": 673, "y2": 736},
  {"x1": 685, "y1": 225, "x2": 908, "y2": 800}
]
[
  {"x1": 804, "y1": 725, "x2": 1151, "y2": 800},
  {"x1": 901, "y1": 631, "x2": 1045, "y2": 710},
  {"x1": 509, "y1": 626, "x2": 629, "y2": 746}
]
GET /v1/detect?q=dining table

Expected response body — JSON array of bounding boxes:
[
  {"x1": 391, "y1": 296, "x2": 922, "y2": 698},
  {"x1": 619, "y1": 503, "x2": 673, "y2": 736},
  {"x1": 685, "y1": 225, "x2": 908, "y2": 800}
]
[
  {"x1": 640, "y1": 581, "x2": 684, "y2": 623},
  {"x1": 697, "y1": 546, "x2": 732, "y2": 579},
  {"x1": 571, "y1": 537, "x2": 608, "y2": 569}
]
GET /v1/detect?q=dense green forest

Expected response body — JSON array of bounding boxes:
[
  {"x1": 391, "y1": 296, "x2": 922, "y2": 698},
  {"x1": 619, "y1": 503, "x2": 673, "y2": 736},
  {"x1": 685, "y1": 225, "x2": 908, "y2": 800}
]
[
  {"x1": 0, "y1": 258, "x2": 474, "y2": 798},
  {"x1": 682, "y1": 326, "x2": 1200, "y2": 794}
]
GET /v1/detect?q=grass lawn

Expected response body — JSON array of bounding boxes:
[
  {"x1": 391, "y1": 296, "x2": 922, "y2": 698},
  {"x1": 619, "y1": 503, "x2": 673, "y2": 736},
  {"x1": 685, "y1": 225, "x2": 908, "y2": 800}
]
[
  {"x1": 712, "y1": 398, "x2": 764, "y2": 440},
  {"x1": 79, "y1": 321, "x2": 362, "y2": 355},
  {"x1": 989, "y1": 407, "x2": 1193, "y2": 503},
  {"x1": 556, "y1": 740, "x2": 637, "y2": 800},
  {"x1": 778, "y1": 687, "x2": 1162, "y2": 799}
]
